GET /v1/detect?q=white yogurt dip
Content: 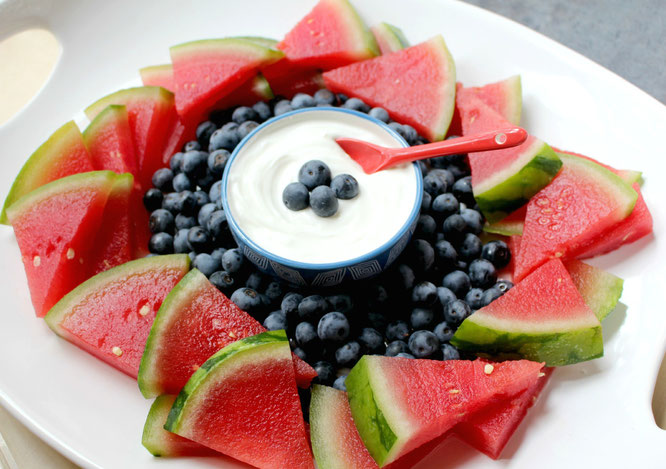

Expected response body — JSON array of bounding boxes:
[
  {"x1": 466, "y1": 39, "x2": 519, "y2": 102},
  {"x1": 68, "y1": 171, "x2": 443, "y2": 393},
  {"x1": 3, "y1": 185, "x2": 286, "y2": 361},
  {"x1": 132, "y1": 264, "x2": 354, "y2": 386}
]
[{"x1": 226, "y1": 109, "x2": 419, "y2": 264}]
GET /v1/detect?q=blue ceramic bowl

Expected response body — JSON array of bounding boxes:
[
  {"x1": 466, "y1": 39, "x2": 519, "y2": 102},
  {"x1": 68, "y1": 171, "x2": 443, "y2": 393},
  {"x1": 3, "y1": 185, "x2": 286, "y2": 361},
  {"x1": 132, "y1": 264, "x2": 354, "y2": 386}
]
[{"x1": 221, "y1": 107, "x2": 423, "y2": 287}]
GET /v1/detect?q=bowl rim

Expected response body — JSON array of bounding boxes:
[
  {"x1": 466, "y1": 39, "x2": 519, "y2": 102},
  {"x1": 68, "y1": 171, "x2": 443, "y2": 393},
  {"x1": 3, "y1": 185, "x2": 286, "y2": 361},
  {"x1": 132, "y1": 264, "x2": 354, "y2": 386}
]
[{"x1": 221, "y1": 106, "x2": 423, "y2": 271}]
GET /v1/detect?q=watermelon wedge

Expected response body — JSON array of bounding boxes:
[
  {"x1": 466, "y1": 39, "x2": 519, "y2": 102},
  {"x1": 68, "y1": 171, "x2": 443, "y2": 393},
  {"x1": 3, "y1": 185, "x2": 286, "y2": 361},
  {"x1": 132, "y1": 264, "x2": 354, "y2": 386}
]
[
  {"x1": 138, "y1": 268, "x2": 315, "y2": 398},
  {"x1": 139, "y1": 64, "x2": 176, "y2": 92},
  {"x1": 458, "y1": 76, "x2": 522, "y2": 126},
  {"x1": 564, "y1": 259, "x2": 623, "y2": 321},
  {"x1": 371, "y1": 22, "x2": 409, "y2": 54},
  {"x1": 214, "y1": 73, "x2": 274, "y2": 109},
  {"x1": 7, "y1": 171, "x2": 115, "y2": 316},
  {"x1": 323, "y1": 35, "x2": 457, "y2": 141},
  {"x1": 484, "y1": 205, "x2": 526, "y2": 236},
  {"x1": 345, "y1": 356, "x2": 544, "y2": 466},
  {"x1": 128, "y1": 186, "x2": 152, "y2": 259},
  {"x1": 278, "y1": 0, "x2": 379, "y2": 69},
  {"x1": 452, "y1": 259, "x2": 603, "y2": 366},
  {"x1": 1, "y1": 121, "x2": 94, "y2": 225},
  {"x1": 458, "y1": 94, "x2": 562, "y2": 222},
  {"x1": 514, "y1": 153, "x2": 638, "y2": 281},
  {"x1": 85, "y1": 87, "x2": 177, "y2": 189},
  {"x1": 82, "y1": 104, "x2": 139, "y2": 176},
  {"x1": 164, "y1": 331, "x2": 315, "y2": 469},
  {"x1": 89, "y1": 173, "x2": 134, "y2": 276},
  {"x1": 44, "y1": 255, "x2": 190, "y2": 378},
  {"x1": 142, "y1": 394, "x2": 216, "y2": 457}
]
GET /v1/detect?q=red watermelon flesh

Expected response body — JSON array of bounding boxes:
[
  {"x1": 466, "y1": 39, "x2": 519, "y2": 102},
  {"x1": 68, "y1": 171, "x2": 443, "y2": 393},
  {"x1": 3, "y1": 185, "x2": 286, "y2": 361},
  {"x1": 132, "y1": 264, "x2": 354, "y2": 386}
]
[
  {"x1": 161, "y1": 119, "x2": 189, "y2": 166},
  {"x1": 263, "y1": 62, "x2": 324, "y2": 98},
  {"x1": 138, "y1": 269, "x2": 315, "y2": 398},
  {"x1": 454, "y1": 367, "x2": 552, "y2": 459},
  {"x1": 44, "y1": 255, "x2": 190, "y2": 378},
  {"x1": 278, "y1": 0, "x2": 379, "y2": 70},
  {"x1": 214, "y1": 73, "x2": 275, "y2": 109},
  {"x1": 140, "y1": 64, "x2": 176, "y2": 92},
  {"x1": 82, "y1": 105, "x2": 139, "y2": 176},
  {"x1": 457, "y1": 75, "x2": 522, "y2": 126},
  {"x1": 128, "y1": 186, "x2": 151, "y2": 258},
  {"x1": 7, "y1": 171, "x2": 115, "y2": 316},
  {"x1": 1, "y1": 121, "x2": 95, "y2": 225},
  {"x1": 323, "y1": 35, "x2": 456, "y2": 141},
  {"x1": 85, "y1": 87, "x2": 178, "y2": 190},
  {"x1": 88, "y1": 174, "x2": 134, "y2": 276},
  {"x1": 514, "y1": 153, "x2": 638, "y2": 281}
]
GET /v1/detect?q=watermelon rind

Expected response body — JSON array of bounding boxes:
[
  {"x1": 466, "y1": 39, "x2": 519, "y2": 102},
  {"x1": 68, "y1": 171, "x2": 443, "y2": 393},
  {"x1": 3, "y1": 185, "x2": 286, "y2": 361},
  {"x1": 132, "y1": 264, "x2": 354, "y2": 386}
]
[
  {"x1": 565, "y1": 259, "x2": 624, "y2": 321},
  {"x1": 84, "y1": 86, "x2": 174, "y2": 122},
  {"x1": 495, "y1": 75, "x2": 522, "y2": 126},
  {"x1": 1, "y1": 121, "x2": 93, "y2": 225},
  {"x1": 139, "y1": 64, "x2": 175, "y2": 91},
  {"x1": 371, "y1": 22, "x2": 409, "y2": 54},
  {"x1": 484, "y1": 218, "x2": 524, "y2": 236},
  {"x1": 474, "y1": 139, "x2": 562, "y2": 223},
  {"x1": 237, "y1": 36, "x2": 280, "y2": 50},
  {"x1": 165, "y1": 330, "x2": 291, "y2": 432},
  {"x1": 170, "y1": 37, "x2": 284, "y2": 64}
]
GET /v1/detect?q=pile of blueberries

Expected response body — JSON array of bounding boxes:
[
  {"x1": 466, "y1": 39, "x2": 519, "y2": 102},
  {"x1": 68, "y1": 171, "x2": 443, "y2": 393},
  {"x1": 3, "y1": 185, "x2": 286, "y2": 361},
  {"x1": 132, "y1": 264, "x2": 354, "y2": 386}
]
[
  {"x1": 283, "y1": 160, "x2": 359, "y2": 217},
  {"x1": 143, "y1": 89, "x2": 513, "y2": 397}
]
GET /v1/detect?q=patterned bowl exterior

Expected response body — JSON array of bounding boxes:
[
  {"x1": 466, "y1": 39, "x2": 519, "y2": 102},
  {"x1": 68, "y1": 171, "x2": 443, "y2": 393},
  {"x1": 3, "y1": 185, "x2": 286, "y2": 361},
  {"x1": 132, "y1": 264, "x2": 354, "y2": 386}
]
[{"x1": 222, "y1": 107, "x2": 423, "y2": 287}]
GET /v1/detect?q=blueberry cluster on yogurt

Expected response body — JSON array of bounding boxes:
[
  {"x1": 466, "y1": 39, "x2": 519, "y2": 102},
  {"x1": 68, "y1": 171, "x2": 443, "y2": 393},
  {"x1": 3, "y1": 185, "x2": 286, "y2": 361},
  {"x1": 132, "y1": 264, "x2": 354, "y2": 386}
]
[{"x1": 283, "y1": 160, "x2": 359, "y2": 217}]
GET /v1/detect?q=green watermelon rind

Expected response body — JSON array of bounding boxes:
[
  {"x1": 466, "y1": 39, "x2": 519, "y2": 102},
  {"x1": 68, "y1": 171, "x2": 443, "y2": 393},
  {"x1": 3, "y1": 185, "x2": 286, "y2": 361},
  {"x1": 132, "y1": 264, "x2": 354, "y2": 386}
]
[
  {"x1": 425, "y1": 35, "x2": 457, "y2": 142},
  {"x1": 249, "y1": 73, "x2": 274, "y2": 101},
  {"x1": 474, "y1": 140, "x2": 562, "y2": 223},
  {"x1": 170, "y1": 37, "x2": 284, "y2": 63},
  {"x1": 483, "y1": 219, "x2": 524, "y2": 236},
  {"x1": 44, "y1": 254, "x2": 190, "y2": 336},
  {"x1": 372, "y1": 22, "x2": 409, "y2": 53},
  {"x1": 236, "y1": 36, "x2": 280, "y2": 50},
  {"x1": 326, "y1": 0, "x2": 380, "y2": 59},
  {"x1": 82, "y1": 104, "x2": 128, "y2": 145},
  {"x1": 164, "y1": 330, "x2": 290, "y2": 433},
  {"x1": 451, "y1": 318, "x2": 603, "y2": 366},
  {"x1": 1, "y1": 121, "x2": 90, "y2": 225},
  {"x1": 84, "y1": 86, "x2": 175, "y2": 122},
  {"x1": 138, "y1": 268, "x2": 207, "y2": 399},
  {"x1": 310, "y1": 385, "x2": 344, "y2": 469},
  {"x1": 566, "y1": 260, "x2": 624, "y2": 322},
  {"x1": 497, "y1": 75, "x2": 522, "y2": 126},
  {"x1": 142, "y1": 394, "x2": 178, "y2": 457}
]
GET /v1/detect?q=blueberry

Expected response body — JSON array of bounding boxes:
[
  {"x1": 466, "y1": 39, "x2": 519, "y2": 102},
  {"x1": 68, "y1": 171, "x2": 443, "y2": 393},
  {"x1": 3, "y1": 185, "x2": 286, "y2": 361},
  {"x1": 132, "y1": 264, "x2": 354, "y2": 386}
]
[
  {"x1": 143, "y1": 188, "x2": 164, "y2": 213},
  {"x1": 208, "y1": 128, "x2": 240, "y2": 152},
  {"x1": 209, "y1": 181, "x2": 223, "y2": 206},
  {"x1": 433, "y1": 322, "x2": 455, "y2": 343},
  {"x1": 342, "y1": 98, "x2": 370, "y2": 113},
  {"x1": 452, "y1": 176, "x2": 475, "y2": 206},
  {"x1": 295, "y1": 321, "x2": 318, "y2": 349},
  {"x1": 298, "y1": 295, "x2": 329, "y2": 321},
  {"x1": 326, "y1": 294, "x2": 353, "y2": 314},
  {"x1": 152, "y1": 168, "x2": 174, "y2": 191},
  {"x1": 442, "y1": 270, "x2": 471, "y2": 297},
  {"x1": 465, "y1": 288, "x2": 485, "y2": 310},
  {"x1": 210, "y1": 247, "x2": 227, "y2": 263},
  {"x1": 428, "y1": 169, "x2": 455, "y2": 189},
  {"x1": 468, "y1": 259, "x2": 497, "y2": 288},
  {"x1": 408, "y1": 239, "x2": 435, "y2": 272},
  {"x1": 149, "y1": 209, "x2": 174, "y2": 234},
  {"x1": 365, "y1": 283, "x2": 389, "y2": 310},
  {"x1": 207, "y1": 149, "x2": 230, "y2": 177},
  {"x1": 421, "y1": 191, "x2": 432, "y2": 211},
  {"x1": 245, "y1": 272, "x2": 265, "y2": 291},
  {"x1": 314, "y1": 89, "x2": 335, "y2": 106},
  {"x1": 312, "y1": 360, "x2": 336, "y2": 385},
  {"x1": 281, "y1": 292, "x2": 304, "y2": 320},
  {"x1": 318, "y1": 312, "x2": 350, "y2": 342},
  {"x1": 432, "y1": 193, "x2": 459, "y2": 219},
  {"x1": 414, "y1": 215, "x2": 436, "y2": 241},
  {"x1": 482, "y1": 287, "x2": 504, "y2": 306},
  {"x1": 187, "y1": 226, "x2": 211, "y2": 252},
  {"x1": 291, "y1": 93, "x2": 315, "y2": 109},
  {"x1": 330, "y1": 174, "x2": 359, "y2": 200},
  {"x1": 401, "y1": 125, "x2": 418, "y2": 145},
  {"x1": 366, "y1": 311, "x2": 389, "y2": 331},
  {"x1": 369, "y1": 107, "x2": 390, "y2": 123},
  {"x1": 292, "y1": 347, "x2": 307, "y2": 361},
  {"x1": 188, "y1": 251, "x2": 196, "y2": 262},
  {"x1": 436, "y1": 287, "x2": 457, "y2": 310},
  {"x1": 298, "y1": 160, "x2": 332, "y2": 190},
  {"x1": 408, "y1": 330, "x2": 440, "y2": 358},
  {"x1": 184, "y1": 140, "x2": 201, "y2": 152},
  {"x1": 358, "y1": 327, "x2": 385, "y2": 354},
  {"x1": 333, "y1": 374, "x2": 347, "y2": 391},
  {"x1": 441, "y1": 343, "x2": 461, "y2": 360},
  {"x1": 411, "y1": 281, "x2": 437, "y2": 306},
  {"x1": 174, "y1": 191, "x2": 197, "y2": 216},
  {"x1": 390, "y1": 264, "x2": 415, "y2": 290},
  {"x1": 252, "y1": 101, "x2": 272, "y2": 122},
  {"x1": 193, "y1": 190, "x2": 210, "y2": 208},
  {"x1": 482, "y1": 240, "x2": 511, "y2": 269},
  {"x1": 336, "y1": 93, "x2": 349, "y2": 104},
  {"x1": 459, "y1": 233, "x2": 482, "y2": 261},
  {"x1": 448, "y1": 162, "x2": 471, "y2": 180},
  {"x1": 435, "y1": 239, "x2": 458, "y2": 268},
  {"x1": 181, "y1": 150, "x2": 208, "y2": 178},
  {"x1": 197, "y1": 173, "x2": 216, "y2": 192},
  {"x1": 174, "y1": 213, "x2": 196, "y2": 230},
  {"x1": 196, "y1": 121, "x2": 217, "y2": 146},
  {"x1": 162, "y1": 192, "x2": 179, "y2": 212},
  {"x1": 444, "y1": 299, "x2": 471, "y2": 325},
  {"x1": 385, "y1": 320, "x2": 410, "y2": 342},
  {"x1": 282, "y1": 182, "x2": 310, "y2": 211},
  {"x1": 263, "y1": 310, "x2": 288, "y2": 331},
  {"x1": 335, "y1": 341, "x2": 362, "y2": 366},
  {"x1": 198, "y1": 203, "x2": 217, "y2": 227},
  {"x1": 495, "y1": 279, "x2": 514, "y2": 293},
  {"x1": 410, "y1": 308, "x2": 435, "y2": 330},
  {"x1": 207, "y1": 210, "x2": 229, "y2": 239},
  {"x1": 170, "y1": 152, "x2": 184, "y2": 173},
  {"x1": 310, "y1": 186, "x2": 338, "y2": 217},
  {"x1": 385, "y1": 340, "x2": 409, "y2": 357},
  {"x1": 173, "y1": 228, "x2": 191, "y2": 253},
  {"x1": 423, "y1": 172, "x2": 448, "y2": 196},
  {"x1": 388, "y1": 122, "x2": 407, "y2": 140},
  {"x1": 232, "y1": 106, "x2": 259, "y2": 124},
  {"x1": 149, "y1": 232, "x2": 174, "y2": 254},
  {"x1": 461, "y1": 208, "x2": 484, "y2": 235},
  {"x1": 209, "y1": 270, "x2": 235, "y2": 293},
  {"x1": 273, "y1": 99, "x2": 294, "y2": 116},
  {"x1": 193, "y1": 253, "x2": 220, "y2": 277},
  {"x1": 230, "y1": 287, "x2": 262, "y2": 312},
  {"x1": 237, "y1": 121, "x2": 259, "y2": 139},
  {"x1": 264, "y1": 281, "x2": 283, "y2": 304},
  {"x1": 442, "y1": 214, "x2": 467, "y2": 242},
  {"x1": 221, "y1": 248, "x2": 244, "y2": 273},
  {"x1": 396, "y1": 352, "x2": 415, "y2": 359}
]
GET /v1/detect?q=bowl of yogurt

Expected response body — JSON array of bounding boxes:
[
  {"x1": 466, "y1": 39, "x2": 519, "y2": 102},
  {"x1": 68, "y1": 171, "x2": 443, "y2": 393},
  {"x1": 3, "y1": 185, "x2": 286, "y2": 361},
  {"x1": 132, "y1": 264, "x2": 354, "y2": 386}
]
[{"x1": 222, "y1": 107, "x2": 422, "y2": 287}]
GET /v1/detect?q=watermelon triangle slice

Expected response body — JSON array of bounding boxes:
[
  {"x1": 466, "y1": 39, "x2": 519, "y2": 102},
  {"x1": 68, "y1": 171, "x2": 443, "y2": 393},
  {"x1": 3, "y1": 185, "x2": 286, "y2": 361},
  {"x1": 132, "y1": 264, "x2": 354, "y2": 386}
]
[
  {"x1": 452, "y1": 259, "x2": 603, "y2": 366},
  {"x1": 564, "y1": 259, "x2": 623, "y2": 321},
  {"x1": 7, "y1": 171, "x2": 116, "y2": 316},
  {"x1": 44, "y1": 255, "x2": 190, "y2": 377},
  {"x1": 164, "y1": 331, "x2": 315, "y2": 469},
  {"x1": 371, "y1": 22, "x2": 409, "y2": 55},
  {"x1": 1, "y1": 121, "x2": 95, "y2": 225},
  {"x1": 345, "y1": 356, "x2": 544, "y2": 466},
  {"x1": 514, "y1": 152, "x2": 638, "y2": 281},
  {"x1": 323, "y1": 35, "x2": 457, "y2": 141},
  {"x1": 278, "y1": 0, "x2": 379, "y2": 69},
  {"x1": 138, "y1": 268, "x2": 316, "y2": 398},
  {"x1": 458, "y1": 75, "x2": 523, "y2": 126},
  {"x1": 139, "y1": 64, "x2": 176, "y2": 92},
  {"x1": 82, "y1": 105, "x2": 139, "y2": 176}
]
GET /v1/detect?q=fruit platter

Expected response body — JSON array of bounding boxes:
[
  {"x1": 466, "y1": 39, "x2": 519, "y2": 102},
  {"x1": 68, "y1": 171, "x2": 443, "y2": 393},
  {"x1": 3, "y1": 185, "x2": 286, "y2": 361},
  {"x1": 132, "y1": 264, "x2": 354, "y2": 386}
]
[{"x1": 0, "y1": 0, "x2": 665, "y2": 468}]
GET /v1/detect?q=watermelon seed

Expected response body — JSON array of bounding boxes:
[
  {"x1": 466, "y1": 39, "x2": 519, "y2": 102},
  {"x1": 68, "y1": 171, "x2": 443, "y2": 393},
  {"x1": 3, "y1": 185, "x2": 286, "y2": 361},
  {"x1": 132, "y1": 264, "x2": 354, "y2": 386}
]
[
  {"x1": 555, "y1": 252, "x2": 563, "y2": 258},
  {"x1": 538, "y1": 372, "x2": 546, "y2": 377},
  {"x1": 307, "y1": 18, "x2": 314, "y2": 24},
  {"x1": 139, "y1": 304, "x2": 150, "y2": 317},
  {"x1": 66, "y1": 248, "x2": 75, "y2": 260},
  {"x1": 449, "y1": 389, "x2": 460, "y2": 394},
  {"x1": 112, "y1": 346, "x2": 123, "y2": 357},
  {"x1": 32, "y1": 256, "x2": 40, "y2": 267},
  {"x1": 484, "y1": 363, "x2": 494, "y2": 375},
  {"x1": 228, "y1": 331, "x2": 237, "y2": 338}
]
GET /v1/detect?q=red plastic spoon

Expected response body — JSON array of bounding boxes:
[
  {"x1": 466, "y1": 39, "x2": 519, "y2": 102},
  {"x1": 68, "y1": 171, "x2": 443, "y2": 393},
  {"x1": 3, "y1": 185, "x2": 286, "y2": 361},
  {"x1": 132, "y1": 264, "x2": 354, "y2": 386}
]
[{"x1": 335, "y1": 127, "x2": 528, "y2": 174}]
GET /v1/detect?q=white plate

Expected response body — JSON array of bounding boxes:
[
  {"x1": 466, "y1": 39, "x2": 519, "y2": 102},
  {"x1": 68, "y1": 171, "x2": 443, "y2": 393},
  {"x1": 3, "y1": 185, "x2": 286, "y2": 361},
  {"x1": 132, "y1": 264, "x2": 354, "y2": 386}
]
[{"x1": 0, "y1": 0, "x2": 665, "y2": 467}]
